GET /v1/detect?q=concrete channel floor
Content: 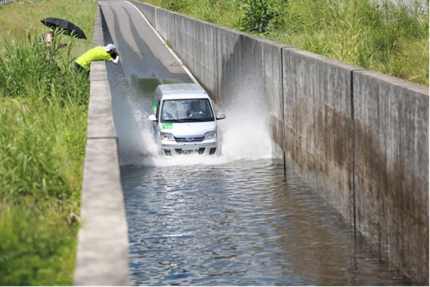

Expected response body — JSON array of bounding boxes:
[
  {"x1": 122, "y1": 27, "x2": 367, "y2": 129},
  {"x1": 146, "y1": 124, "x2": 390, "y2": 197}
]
[{"x1": 100, "y1": 1, "x2": 193, "y2": 83}]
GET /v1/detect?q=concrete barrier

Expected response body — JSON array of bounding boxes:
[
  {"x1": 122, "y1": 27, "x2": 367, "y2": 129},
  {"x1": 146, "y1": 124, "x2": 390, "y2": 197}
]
[
  {"x1": 132, "y1": 0, "x2": 156, "y2": 27},
  {"x1": 0, "y1": 0, "x2": 14, "y2": 5},
  {"x1": 262, "y1": 40, "x2": 290, "y2": 162},
  {"x1": 353, "y1": 70, "x2": 428, "y2": 283},
  {"x1": 73, "y1": 4, "x2": 129, "y2": 286},
  {"x1": 130, "y1": 1, "x2": 428, "y2": 284},
  {"x1": 282, "y1": 48, "x2": 366, "y2": 227}
]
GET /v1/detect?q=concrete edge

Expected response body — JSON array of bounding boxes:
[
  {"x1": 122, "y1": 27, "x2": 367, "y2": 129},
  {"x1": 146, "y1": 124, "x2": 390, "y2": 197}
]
[{"x1": 73, "y1": 3, "x2": 129, "y2": 286}]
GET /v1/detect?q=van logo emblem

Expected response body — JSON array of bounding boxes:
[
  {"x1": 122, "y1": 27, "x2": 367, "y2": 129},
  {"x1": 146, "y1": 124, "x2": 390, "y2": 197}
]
[{"x1": 186, "y1": 137, "x2": 193, "y2": 141}]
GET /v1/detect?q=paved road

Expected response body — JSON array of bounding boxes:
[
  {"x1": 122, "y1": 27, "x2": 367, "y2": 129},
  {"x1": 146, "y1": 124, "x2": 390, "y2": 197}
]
[{"x1": 100, "y1": 1, "x2": 192, "y2": 83}]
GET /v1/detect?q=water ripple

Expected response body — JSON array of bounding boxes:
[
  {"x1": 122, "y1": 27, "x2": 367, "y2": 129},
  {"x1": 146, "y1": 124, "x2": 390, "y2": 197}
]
[{"x1": 122, "y1": 159, "x2": 409, "y2": 286}]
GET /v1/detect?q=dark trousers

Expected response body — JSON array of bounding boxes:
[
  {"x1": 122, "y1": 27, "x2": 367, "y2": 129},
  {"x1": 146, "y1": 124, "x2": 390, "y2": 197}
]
[{"x1": 74, "y1": 62, "x2": 87, "y2": 73}]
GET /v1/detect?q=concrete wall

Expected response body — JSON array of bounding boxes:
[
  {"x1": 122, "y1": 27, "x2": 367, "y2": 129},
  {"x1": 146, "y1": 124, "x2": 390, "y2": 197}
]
[
  {"x1": 132, "y1": 0, "x2": 156, "y2": 27},
  {"x1": 131, "y1": 1, "x2": 428, "y2": 284},
  {"x1": 73, "y1": 4, "x2": 129, "y2": 286},
  {"x1": 0, "y1": 0, "x2": 13, "y2": 5},
  {"x1": 282, "y1": 49, "x2": 361, "y2": 227},
  {"x1": 353, "y1": 70, "x2": 428, "y2": 282}
]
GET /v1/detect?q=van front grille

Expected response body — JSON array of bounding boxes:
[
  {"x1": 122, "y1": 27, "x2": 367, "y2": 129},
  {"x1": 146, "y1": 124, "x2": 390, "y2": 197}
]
[{"x1": 175, "y1": 136, "x2": 204, "y2": 142}]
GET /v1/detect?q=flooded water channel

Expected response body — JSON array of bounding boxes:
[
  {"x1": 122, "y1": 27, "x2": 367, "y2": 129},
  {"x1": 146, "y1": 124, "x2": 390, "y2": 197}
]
[
  {"x1": 111, "y1": 73, "x2": 410, "y2": 285},
  {"x1": 108, "y1": 50, "x2": 409, "y2": 287},
  {"x1": 101, "y1": 3, "x2": 410, "y2": 283},
  {"x1": 121, "y1": 160, "x2": 409, "y2": 286}
]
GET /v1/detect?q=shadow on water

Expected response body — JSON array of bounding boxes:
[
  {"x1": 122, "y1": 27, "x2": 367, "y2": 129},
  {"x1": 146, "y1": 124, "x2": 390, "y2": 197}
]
[
  {"x1": 129, "y1": 75, "x2": 184, "y2": 98},
  {"x1": 130, "y1": 75, "x2": 162, "y2": 97}
]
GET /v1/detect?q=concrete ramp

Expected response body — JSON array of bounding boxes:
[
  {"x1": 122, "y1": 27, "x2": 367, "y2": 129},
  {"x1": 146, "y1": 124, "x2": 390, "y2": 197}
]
[{"x1": 99, "y1": 1, "x2": 193, "y2": 83}]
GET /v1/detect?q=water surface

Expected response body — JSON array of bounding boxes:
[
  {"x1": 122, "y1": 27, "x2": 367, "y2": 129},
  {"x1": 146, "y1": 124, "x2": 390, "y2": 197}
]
[{"x1": 122, "y1": 159, "x2": 409, "y2": 286}]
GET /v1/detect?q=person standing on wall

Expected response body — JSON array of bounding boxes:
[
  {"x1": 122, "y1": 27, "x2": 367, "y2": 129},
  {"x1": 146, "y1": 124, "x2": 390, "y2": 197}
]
[{"x1": 74, "y1": 43, "x2": 119, "y2": 73}]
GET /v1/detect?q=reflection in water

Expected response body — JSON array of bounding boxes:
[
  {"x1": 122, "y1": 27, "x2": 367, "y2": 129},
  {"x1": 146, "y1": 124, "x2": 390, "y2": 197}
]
[{"x1": 122, "y1": 160, "x2": 409, "y2": 286}]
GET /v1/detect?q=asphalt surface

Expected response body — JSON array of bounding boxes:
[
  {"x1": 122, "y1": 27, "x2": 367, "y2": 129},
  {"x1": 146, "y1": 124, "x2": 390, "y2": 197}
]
[{"x1": 100, "y1": 1, "x2": 193, "y2": 83}]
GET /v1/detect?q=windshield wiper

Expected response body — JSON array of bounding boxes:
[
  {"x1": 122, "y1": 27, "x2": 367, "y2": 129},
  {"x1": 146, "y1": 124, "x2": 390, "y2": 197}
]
[
  {"x1": 185, "y1": 118, "x2": 211, "y2": 122},
  {"x1": 162, "y1": 119, "x2": 185, "y2": 123}
]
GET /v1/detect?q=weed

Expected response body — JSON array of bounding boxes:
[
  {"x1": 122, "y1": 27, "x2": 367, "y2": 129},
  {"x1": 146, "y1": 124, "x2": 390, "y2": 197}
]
[
  {"x1": 0, "y1": 0, "x2": 94, "y2": 284},
  {"x1": 140, "y1": 0, "x2": 428, "y2": 86}
]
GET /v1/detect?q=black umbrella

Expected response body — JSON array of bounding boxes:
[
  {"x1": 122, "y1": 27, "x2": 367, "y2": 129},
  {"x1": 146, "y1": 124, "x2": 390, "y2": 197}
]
[{"x1": 40, "y1": 17, "x2": 87, "y2": 39}]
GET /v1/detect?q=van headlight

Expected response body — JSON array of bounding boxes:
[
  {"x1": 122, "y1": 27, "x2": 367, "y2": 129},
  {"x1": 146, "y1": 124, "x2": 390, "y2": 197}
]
[
  {"x1": 204, "y1": 131, "x2": 217, "y2": 140},
  {"x1": 159, "y1": 132, "x2": 175, "y2": 141}
]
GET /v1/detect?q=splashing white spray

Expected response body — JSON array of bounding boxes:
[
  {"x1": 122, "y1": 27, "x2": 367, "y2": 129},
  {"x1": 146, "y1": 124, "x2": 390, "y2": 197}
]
[
  {"x1": 111, "y1": 75, "x2": 272, "y2": 166},
  {"x1": 217, "y1": 66, "x2": 272, "y2": 161},
  {"x1": 219, "y1": 94, "x2": 272, "y2": 160},
  {"x1": 110, "y1": 78, "x2": 159, "y2": 166}
]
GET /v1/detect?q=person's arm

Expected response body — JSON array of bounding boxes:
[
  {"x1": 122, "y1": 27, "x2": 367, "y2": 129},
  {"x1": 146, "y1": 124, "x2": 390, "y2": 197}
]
[
  {"x1": 110, "y1": 51, "x2": 120, "y2": 64},
  {"x1": 45, "y1": 33, "x2": 53, "y2": 60},
  {"x1": 111, "y1": 55, "x2": 119, "y2": 64},
  {"x1": 45, "y1": 33, "x2": 53, "y2": 47}
]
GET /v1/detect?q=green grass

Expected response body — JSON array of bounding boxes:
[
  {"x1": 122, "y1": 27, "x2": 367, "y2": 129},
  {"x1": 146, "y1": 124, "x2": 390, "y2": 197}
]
[
  {"x1": 141, "y1": 0, "x2": 428, "y2": 86},
  {"x1": 0, "y1": 199, "x2": 79, "y2": 285},
  {"x1": 0, "y1": 0, "x2": 95, "y2": 285}
]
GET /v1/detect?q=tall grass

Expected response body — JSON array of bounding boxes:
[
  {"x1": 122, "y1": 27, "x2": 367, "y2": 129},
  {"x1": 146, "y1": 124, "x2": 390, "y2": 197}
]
[
  {"x1": 0, "y1": 0, "x2": 95, "y2": 284},
  {"x1": 0, "y1": 200, "x2": 78, "y2": 285},
  {"x1": 141, "y1": 0, "x2": 428, "y2": 86}
]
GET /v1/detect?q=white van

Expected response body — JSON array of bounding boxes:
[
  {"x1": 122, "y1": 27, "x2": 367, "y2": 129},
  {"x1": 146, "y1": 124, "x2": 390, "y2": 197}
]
[{"x1": 148, "y1": 83, "x2": 226, "y2": 156}]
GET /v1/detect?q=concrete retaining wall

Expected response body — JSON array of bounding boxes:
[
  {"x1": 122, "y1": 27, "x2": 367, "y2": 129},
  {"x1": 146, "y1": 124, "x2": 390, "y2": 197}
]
[
  {"x1": 263, "y1": 40, "x2": 289, "y2": 161},
  {"x1": 282, "y1": 48, "x2": 363, "y2": 228},
  {"x1": 131, "y1": 1, "x2": 428, "y2": 284},
  {"x1": 353, "y1": 70, "x2": 428, "y2": 282},
  {"x1": 73, "y1": 4, "x2": 129, "y2": 286},
  {"x1": 0, "y1": 0, "x2": 13, "y2": 5}
]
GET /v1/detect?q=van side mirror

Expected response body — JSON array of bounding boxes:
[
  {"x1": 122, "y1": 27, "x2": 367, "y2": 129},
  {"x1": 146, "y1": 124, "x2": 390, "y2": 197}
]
[
  {"x1": 148, "y1": 114, "x2": 157, "y2": 122},
  {"x1": 216, "y1": 112, "x2": 226, "y2": 120}
]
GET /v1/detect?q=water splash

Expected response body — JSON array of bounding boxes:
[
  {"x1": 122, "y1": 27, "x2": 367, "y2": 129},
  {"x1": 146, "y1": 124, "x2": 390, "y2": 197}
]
[{"x1": 110, "y1": 74, "x2": 272, "y2": 166}]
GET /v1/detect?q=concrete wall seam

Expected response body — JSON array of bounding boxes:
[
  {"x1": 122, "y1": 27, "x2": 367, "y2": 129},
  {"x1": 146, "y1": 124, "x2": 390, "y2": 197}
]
[{"x1": 350, "y1": 69, "x2": 357, "y2": 240}]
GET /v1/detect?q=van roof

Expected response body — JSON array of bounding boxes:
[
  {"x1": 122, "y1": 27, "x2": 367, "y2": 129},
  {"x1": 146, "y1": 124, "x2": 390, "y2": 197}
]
[{"x1": 156, "y1": 83, "x2": 210, "y2": 100}]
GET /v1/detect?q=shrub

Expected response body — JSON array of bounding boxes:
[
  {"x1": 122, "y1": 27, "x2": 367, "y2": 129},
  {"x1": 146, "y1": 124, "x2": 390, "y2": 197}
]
[{"x1": 239, "y1": 0, "x2": 276, "y2": 33}]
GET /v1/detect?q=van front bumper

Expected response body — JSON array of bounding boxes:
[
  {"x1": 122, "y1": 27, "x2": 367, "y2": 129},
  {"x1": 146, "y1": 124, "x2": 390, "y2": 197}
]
[{"x1": 160, "y1": 140, "x2": 219, "y2": 156}]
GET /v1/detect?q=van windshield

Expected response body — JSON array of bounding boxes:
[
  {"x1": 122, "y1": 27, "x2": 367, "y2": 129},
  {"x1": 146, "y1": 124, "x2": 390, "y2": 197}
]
[{"x1": 161, "y1": 99, "x2": 214, "y2": 122}]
